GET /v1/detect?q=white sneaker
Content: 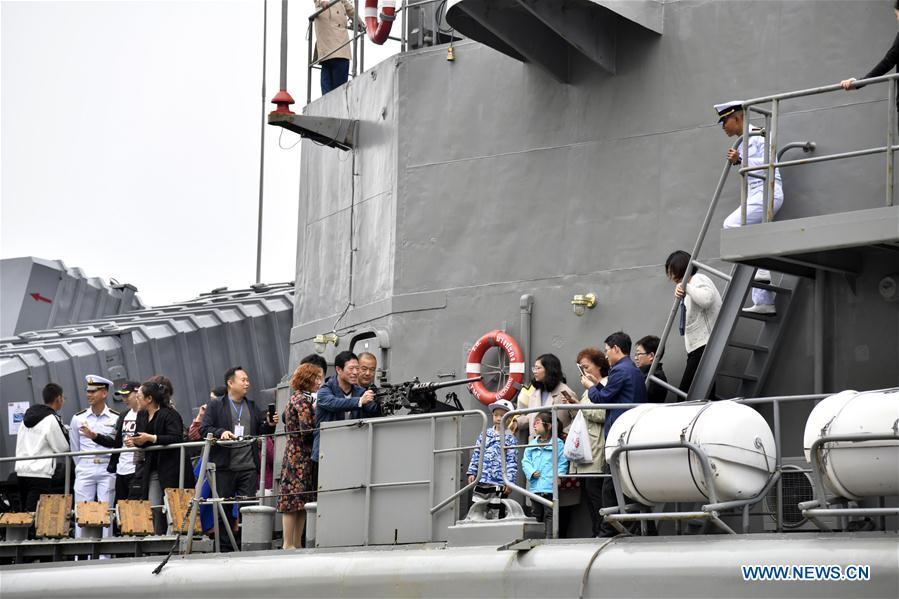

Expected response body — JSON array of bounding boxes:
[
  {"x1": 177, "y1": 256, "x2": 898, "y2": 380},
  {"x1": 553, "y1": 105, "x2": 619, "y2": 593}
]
[
  {"x1": 753, "y1": 270, "x2": 771, "y2": 283},
  {"x1": 743, "y1": 304, "x2": 776, "y2": 315}
]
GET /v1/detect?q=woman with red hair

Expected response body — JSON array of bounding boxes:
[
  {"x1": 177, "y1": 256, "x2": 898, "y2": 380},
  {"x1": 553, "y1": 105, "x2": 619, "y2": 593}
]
[{"x1": 278, "y1": 362, "x2": 325, "y2": 549}]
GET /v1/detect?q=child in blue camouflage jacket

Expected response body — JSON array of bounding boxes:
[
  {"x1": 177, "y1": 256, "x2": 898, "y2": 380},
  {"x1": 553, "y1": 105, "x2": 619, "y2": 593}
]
[{"x1": 466, "y1": 399, "x2": 518, "y2": 497}]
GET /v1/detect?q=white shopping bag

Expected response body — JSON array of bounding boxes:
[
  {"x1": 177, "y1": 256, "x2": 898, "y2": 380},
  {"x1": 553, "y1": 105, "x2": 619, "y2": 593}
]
[{"x1": 563, "y1": 410, "x2": 593, "y2": 464}]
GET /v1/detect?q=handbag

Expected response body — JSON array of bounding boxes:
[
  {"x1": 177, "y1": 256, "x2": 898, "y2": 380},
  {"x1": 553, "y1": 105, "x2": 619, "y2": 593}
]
[{"x1": 563, "y1": 411, "x2": 593, "y2": 464}]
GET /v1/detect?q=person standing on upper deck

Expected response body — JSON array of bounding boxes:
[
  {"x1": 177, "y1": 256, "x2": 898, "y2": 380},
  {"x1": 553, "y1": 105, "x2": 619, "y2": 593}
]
[
  {"x1": 717, "y1": 100, "x2": 783, "y2": 316},
  {"x1": 840, "y1": 0, "x2": 899, "y2": 128},
  {"x1": 313, "y1": 0, "x2": 362, "y2": 95}
]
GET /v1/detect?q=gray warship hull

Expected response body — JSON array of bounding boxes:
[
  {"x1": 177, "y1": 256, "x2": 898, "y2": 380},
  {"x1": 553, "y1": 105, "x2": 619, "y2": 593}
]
[{"x1": 2, "y1": 0, "x2": 898, "y2": 596}]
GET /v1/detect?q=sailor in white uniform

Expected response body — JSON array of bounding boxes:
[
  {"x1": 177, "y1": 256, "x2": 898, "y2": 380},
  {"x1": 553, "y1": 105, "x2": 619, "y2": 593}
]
[
  {"x1": 716, "y1": 100, "x2": 782, "y2": 314},
  {"x1": 70, "y1": 374, "x2": 119, "y2": 538}
]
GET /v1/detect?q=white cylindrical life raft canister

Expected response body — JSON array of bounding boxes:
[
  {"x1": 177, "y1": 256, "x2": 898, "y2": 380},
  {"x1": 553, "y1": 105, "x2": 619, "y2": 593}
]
[
  {"x1": 604, "y1": 401, "x2": 775, "y2": 505},
  {"x1": 803, "y1": 388, "x2": 899, "y2": 500}
]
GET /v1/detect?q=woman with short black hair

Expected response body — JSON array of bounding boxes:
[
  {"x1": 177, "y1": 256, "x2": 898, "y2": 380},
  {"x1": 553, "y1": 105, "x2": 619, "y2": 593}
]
[{"x1": 126, "y1": 378, "x2": 193, "y2": 534}]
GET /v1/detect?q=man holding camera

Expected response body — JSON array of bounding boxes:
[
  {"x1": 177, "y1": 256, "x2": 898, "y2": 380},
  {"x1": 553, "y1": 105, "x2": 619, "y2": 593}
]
[
  {"x1": 313, "y1": 351, "x2": 381, "y2": 463},
  {"x1": 200, "y1": 366, "x2": 277, "y2": 550}
]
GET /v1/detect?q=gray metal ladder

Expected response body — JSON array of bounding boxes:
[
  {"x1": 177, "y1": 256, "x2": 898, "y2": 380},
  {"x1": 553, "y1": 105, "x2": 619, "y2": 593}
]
[
  {"x1": 686, "y1": 265, "x2": 802, "y2": 401},
  {"x1": 646, "y1": 133, "x2": 814, "y2": 401}
]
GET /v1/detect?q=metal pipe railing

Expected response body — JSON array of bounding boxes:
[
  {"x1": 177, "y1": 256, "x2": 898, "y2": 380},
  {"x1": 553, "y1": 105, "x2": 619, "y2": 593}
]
[{"x1": 740, "y1": 72, "x2": 899, "y2": 217}]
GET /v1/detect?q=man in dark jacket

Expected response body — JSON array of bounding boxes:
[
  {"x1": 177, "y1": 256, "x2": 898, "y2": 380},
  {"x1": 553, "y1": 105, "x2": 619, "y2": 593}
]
[
  {"x1": 312, "y1": 351, "x2": 379, "y2": 463},
  {"x1": 200, "y1": 366, "x2": 277, "y2": 549},
  {"x1": 587, "y1": 332, "x2": 648, "y2": 537},
  {"x1": 15, "y1": 383, "x2": 69, "y2": 511},
  {"x1": 633, "y1": 335, "x2": 670, "y2": 404}
]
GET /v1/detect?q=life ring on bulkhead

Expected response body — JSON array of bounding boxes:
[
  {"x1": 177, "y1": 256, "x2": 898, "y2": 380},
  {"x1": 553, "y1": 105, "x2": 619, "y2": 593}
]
[
  {"x1": 466, "y1": 330, "x2": 526, "y2": 405},
  {"x1": 364, "y1": 0, "x2": 396, "y2": 45}
]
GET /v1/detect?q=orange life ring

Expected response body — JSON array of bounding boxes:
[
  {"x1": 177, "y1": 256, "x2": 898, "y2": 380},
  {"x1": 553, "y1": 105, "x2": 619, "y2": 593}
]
[{"x1": 466, "y1": 330, "x2": 526, "y2": 405}]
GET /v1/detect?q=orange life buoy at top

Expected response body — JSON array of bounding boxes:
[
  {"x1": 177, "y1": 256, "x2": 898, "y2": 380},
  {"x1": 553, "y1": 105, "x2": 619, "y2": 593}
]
[{"x1": 466, "y1": 330, "x2": 526, "y2": 406}]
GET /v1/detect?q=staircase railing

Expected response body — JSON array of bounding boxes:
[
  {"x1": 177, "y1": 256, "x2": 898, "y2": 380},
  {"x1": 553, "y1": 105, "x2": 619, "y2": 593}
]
[{"x1": 645, "y1": 74, "x2": 899, "y2": 399}]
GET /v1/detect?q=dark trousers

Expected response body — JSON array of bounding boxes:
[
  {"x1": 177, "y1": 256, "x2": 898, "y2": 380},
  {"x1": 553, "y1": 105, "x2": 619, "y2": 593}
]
[
  {"x1": 598, "y1": 464, "x2": 641, "y2": 537},
  {"x1": 17, "y1": 476, "x2": 57, "y2": 512},
  {"x1": 583, "y1": 476, "x2": 605, "y2": 537},
  {"x1": 320, "y1": 58, "x2": 350, "y2": 95},
  {"x1": 532, "y1": 492, "x2": 554, "y2": 538},
  {"x1": 114, "y1": 473, "x2": 134, "y2": 506},
  {"x1": 679, "y1": 345, "x2": 716, "y2": 399},
  {"x1": 215, "y1": 468, "x2": 258, "y2": 551}
]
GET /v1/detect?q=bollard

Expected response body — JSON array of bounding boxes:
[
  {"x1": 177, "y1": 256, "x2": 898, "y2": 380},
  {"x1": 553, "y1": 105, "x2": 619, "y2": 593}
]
[{"x1": 239, "y1": 505, "x2": 277, "y2": 551}]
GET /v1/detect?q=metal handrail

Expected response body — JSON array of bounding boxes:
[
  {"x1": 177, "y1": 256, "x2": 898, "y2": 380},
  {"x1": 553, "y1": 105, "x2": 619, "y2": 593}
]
[
  {"x1": 305, "y1": 0, "x2": 455, "y2": 104},
  {"x1": 499, "y1": 402, "x2": 644, "y2": 539},
  {"x1": 741, "y1": 72, "x2": 899, "y2": 217},
  {"x1": 644, "y1": 134, "x2": 750, "y2": 397}
]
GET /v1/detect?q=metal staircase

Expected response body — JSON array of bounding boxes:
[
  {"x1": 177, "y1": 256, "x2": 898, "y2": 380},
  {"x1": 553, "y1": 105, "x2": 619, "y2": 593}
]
[
  {"x1": 686, "y1": 265, "x2": 802, "y2": 401},
  {"x1": 646, "y1": 133, "x2": 814, "y2": 402}
]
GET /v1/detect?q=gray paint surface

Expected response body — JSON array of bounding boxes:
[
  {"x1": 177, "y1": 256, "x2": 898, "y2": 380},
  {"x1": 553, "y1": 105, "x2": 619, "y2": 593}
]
[
  {"x1": 284, "y1": 0, "x2": 899, "y2": 552},
  {"x1": 291, "y1": 1, "x2": 899, "y2": 438},
  {"x1": 1, "y1": 533, "x2": 896, "y2": 598}
]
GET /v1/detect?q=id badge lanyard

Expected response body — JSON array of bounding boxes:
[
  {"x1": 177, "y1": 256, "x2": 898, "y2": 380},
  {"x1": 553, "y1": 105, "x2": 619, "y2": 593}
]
[{"x1": 230, "y1": 399, "x2": 245, "y2": 437}]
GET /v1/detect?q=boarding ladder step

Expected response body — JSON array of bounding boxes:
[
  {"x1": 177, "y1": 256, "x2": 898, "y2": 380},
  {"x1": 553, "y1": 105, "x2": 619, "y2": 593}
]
[{"x1": 688, "y1": 265, "x2": 802, "y2": 401}]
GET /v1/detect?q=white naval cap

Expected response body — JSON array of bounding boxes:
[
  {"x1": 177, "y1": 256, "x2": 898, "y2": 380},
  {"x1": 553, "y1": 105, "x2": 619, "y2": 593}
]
[
  {"x1": 84, "y1": 374, "x2": 113, "y2": 391},
  {"x1": 714, "y1": 100, "x2": 743, "y2": 123}
]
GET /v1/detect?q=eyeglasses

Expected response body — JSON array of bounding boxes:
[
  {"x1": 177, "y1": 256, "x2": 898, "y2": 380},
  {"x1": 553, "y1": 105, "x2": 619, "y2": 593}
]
[{"x1": 633, "y1": 352, "x2": 649, "y2": 358}]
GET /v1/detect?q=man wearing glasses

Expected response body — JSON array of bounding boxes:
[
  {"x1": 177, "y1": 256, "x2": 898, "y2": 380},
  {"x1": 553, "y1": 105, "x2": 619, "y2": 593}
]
[
  {"x1": 69, "y1": 374, "x2": 119, "y2": 538},
  {"x1": 632, "y1": 335, "x2": 669, "y2": 404}
]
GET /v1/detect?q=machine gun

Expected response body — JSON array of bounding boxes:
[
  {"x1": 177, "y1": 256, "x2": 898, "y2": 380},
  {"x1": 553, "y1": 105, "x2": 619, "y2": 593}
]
[{"x1": 374, "y1": 376, "x2": 483, "y2": 416}]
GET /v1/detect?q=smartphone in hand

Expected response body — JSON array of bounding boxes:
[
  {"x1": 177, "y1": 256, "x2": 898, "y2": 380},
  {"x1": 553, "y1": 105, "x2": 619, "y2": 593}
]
[{"x1": 576, "y1": 362, "x2": 586, "y2": 376}]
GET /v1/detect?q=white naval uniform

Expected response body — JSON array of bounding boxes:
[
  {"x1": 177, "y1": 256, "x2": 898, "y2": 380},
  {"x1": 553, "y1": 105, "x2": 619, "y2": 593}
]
[
  {"x1": 723, "y1": 125, "x2": 783, "y2": 306},
  {"x1": 70, "y1": 406, "x2": 118, "y2": 538}
]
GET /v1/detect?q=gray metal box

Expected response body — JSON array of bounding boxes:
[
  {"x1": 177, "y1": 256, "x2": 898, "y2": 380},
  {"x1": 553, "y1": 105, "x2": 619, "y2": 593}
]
[{"x1": 316, "y1": 414, "x2": 464, "y2": 547}]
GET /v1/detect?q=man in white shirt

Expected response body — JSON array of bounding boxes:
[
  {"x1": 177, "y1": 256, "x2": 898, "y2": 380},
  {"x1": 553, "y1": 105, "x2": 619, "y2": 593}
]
[
  {"x1": 15, "y1": 383, "x2": 69, "y2": 511},
  {"x1": 70, "y1": 374, "x2": 119, "y2": 538},
  {"x1": 716, "y1": 100, "x2": 782, "y2": 315}
]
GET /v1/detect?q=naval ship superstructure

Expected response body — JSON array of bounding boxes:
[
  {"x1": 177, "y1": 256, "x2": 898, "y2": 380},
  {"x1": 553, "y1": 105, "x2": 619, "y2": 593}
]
[{"x1": 1, "y1": 1, "x2": 898, "y2": 597}]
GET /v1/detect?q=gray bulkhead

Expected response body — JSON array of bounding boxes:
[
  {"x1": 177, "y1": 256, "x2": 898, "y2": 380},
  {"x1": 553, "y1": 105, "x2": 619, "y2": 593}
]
[{"x1": 291, "y1": 1, "x2": 899, "y2": 462}]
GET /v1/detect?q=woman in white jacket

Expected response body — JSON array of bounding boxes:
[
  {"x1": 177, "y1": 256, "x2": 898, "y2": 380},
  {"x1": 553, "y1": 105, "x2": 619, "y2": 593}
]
[
  {"x1": 665, "y1": 250, "x2": 722, "y2": 397},
  {"x1": 15, "y1": 383, "x2": 69, "y2": 511}
]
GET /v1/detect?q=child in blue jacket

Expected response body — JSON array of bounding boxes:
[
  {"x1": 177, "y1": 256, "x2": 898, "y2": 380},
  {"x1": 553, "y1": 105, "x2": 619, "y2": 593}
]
[{"x1": 522, "y1": 411, "x2": 568, "y2": 534}]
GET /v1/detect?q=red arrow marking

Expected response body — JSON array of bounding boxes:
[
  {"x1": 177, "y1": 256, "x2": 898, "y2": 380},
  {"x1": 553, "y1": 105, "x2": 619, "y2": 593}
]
[{"x1": 30, "y1": 293, "x2": 52, "y2": 304}]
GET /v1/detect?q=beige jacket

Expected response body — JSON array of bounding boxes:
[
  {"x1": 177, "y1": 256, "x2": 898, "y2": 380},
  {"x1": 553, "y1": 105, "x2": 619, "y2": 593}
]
[
  {"x1": 313, "y1": 0, "x2": 358, "y2": 62},
  {"x1": 683, "y1": 273, "x2": 722, "y2": 353},
  {"x1": 568, "y1": 389, "x2": 607, "y2": 474},
  {"x1": 516, "y1": 383, "x2": 579, "y2": 437}
]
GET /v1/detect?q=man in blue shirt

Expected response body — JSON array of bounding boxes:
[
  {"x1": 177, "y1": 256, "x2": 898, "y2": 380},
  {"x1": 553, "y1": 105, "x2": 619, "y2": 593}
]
[
  {"x1": 313, "y1": 351, "x2": 380, "y2": 464},
  {"x1": 586, "y1": 332, "x2": 648, "y2": 537}
]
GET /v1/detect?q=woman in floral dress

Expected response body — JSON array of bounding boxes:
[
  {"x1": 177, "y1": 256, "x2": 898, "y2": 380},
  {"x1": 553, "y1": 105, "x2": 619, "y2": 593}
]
[{"x1": 278, "y1": 362, "x2": 324, "y2": 549}]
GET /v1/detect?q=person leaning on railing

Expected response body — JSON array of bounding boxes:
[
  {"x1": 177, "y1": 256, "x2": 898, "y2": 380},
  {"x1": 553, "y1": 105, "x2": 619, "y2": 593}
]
[
  {"x1": 125, "y1": 379, "x2": 195, "y2": 534},
  {"x1": 313, "y1": 0, "x2": 364, "y2": 95},
  {"x1": 840, "y1": 0, "x2": 899, "y2": 127},
  {"x1": 14, "y1": 383, "x2": 69, "y2": 512},
  {"x1": 278, "y1": 362, "x2": 325, "y2": 550}
]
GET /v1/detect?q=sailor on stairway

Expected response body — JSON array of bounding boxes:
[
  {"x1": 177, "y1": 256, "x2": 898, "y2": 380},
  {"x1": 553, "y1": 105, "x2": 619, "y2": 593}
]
[
  {"x1": 716, "y1": 100, "x2": 782, "y2": 315},
  {"x1": 70, "y1": 374, "x2": 119, "y2": 539}
]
